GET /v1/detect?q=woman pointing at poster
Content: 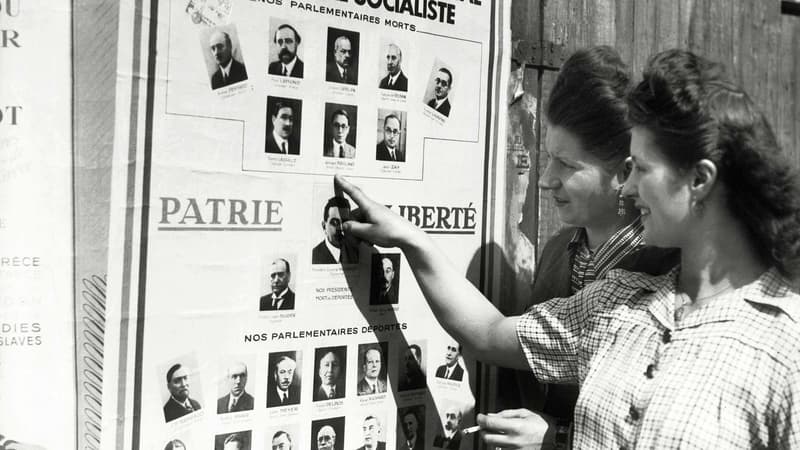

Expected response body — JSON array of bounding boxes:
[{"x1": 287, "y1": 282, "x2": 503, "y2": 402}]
[{"x1": 335, "y1": 48, "x2": 800, "y2": 448}]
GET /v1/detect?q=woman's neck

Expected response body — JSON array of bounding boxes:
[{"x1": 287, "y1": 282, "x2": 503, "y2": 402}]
[
  {"x1": 678, "y1": 210, "x2": 767, "y2": 304},
  {"x1": 585, "y1": 213, "x2": 636, "y2": 250}
]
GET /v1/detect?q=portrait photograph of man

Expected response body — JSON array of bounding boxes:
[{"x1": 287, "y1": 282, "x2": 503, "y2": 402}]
[
  {"x1": 355, "y1": 415, "x2": 386, "y2": 450},
  {"x1": 312, "y1": 417, "x2": 345, "y2": 450},
  {"x1": 201, "y1": 25, "x2": 248, "y2": 90},
  {"x1": 266, "y1": 351, "x2": 302, "y2": 408},
  {"x1": 325, "y1": 28, "x2": 359, "y2": 85},
  {"x1": 375, "y1": 111, "x2": 406, "y2": 163},
  {"x1": 313, "y1": 346, "x2": 347, "y2": 401},
  {"x1": 260, "y1": 257, "x2": 296, "y2": 311},
  {"x1": 432, "y1": 406, "x2": 463, "y2": 449},
  {"x1": 270, "y1": 430, "x2": 294, "y2": 450},
  {"x1": 434, "y1": 341, "x2": 464, "y2": 381},
  {"x1": 162, "y1": 362, "x2": 202, "y2": 422},
  {"x1": 323, "y1": 103, "x2": 358, "y2": 159},
  {"x1": 164, "y1": 439, "x2": 186, "y2": 450},
  {"x1": 423, "y1": 64, "x2": 453, "y2": 117},
  {"x1": 216, "y1": 361, "x2": 254, "y2": 414},
  {"x1": 265, "y1": 97, "x2": 302, "y2": 155},
  {"x1": 214, "y1": 431, "x2": 252, "y2": 450},
  {"x1": 397, "y1": 342, "x2": 426, "y2": 392},
  {"x1": 268, "y1": 21, "x2": 304, "y2": 78},
  {"x1": 356, "y1": 342, "x2": 388, "y2": 396},
  {"x1": 378, "y1": 42, "x2": 407, "y2": 92},
  {"x1": 397, "y1": 405, "x2": 425, "y2": 450},
  {"x1": 369, "y1": 254, "x2": 400, "y2": 305},
  {"x1": 311, "y1": 195, "x2": 359, "y2": 265}
]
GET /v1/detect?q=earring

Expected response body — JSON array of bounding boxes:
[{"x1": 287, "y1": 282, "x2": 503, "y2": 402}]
[
  {"x1": 617, "y1": 185, "x2": 626, "y2": 216},
  {"x1": 692, "y1": 199, "x2": 705, "y2": 215}
]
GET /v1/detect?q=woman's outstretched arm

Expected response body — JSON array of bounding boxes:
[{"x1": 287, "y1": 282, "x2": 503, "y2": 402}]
[{"x1": 336, "y1": 175, "x2": 529, "y2": 370}]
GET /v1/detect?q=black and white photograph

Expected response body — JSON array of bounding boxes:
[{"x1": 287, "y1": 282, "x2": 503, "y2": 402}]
[
  {"x1": 422, "y1": 60, "x2": 453, "y2": 117},
  {"x1": 213, "y1": 430, "x2": 251, "y2": 450},
  {"x1": 159, "y1": 357, "x2": 203, "y2": 423},
  {"x1": 323, "y1": 103, "x2": 358, "y2": 159},
  {"x1": 369, "y1": 253, "x2": 400, "y2": 305},
  {"x1": 397, "y1": 341, "x2": 426, "y2": 392},
  {"x1": 268, "y1": 20, "x2": 304, "y2": 78},
  {"x1": 397, "y1": 405, "x2": 425, "y2": 450},
  {"x1": 325, "y1": 27, "x2": 359, "y2": 85},
  {"x1": 259, "y1": 255, "x2": 297, "y2": 311},
  {"x1": 378, "y1": 40, "x2": 407, "y2": 92},
  {"x1": 266, "y1": 351, "x2": 302, "y2": 408},
  {"x1": 312, "y1": 346, "x2": 347, "y2": 402},
  {"x1": 356, "y1": 342, "x2": 389, "y2": 396},
  {"x1": 432, "y1": 404, "x2": 463, "y2": 449},
  {"x1": 311, "y1": 416, "x2": 345, "y2": 450},
  {"x1": 434, "y1": 341, "x2": 464, "y2": 382},
  {"x1": 375, "y1": 110, "x2": 407, "y2": 163},
  {"x1": 311, "y1": 193, "x2": 360, "y2": 265},
  {"x1": 265, "y1": 97, "x2": 302, "y2": 155},
  {"x1": 216, "y1": 359, "x2": 255, "y2": 414},
  {"x1": 354, "y1": 414, "x2": 387, "y2": 450},
  {"x1": 200, "y1": 24, "x2": 248, "y2": 90}
]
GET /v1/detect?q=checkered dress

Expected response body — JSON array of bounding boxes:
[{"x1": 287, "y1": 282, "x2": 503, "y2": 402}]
[{"x1": 517, "y1": 267, "x2": 800, "y2": 449}]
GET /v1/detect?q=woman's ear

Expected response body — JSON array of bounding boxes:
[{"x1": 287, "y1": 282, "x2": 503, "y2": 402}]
[
  {"x1": 691, "y1": 159, "x2": 718, "y2": 201},
  {"x1": 613, "y1": 156, "x2": 633, "y2": 186}
]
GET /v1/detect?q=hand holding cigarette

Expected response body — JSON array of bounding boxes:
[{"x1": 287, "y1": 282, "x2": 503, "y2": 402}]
[{"x1": 475, "y1": 409, "x2": 556, "y2": 449}]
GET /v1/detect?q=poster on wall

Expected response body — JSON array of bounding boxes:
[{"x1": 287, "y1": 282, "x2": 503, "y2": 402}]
[
  {"x1": 102, "y1": 0, "x2": 509, "y2": 448},
  {"x1": 0, "y1": 0, "x2": 76, "y2": 448}
]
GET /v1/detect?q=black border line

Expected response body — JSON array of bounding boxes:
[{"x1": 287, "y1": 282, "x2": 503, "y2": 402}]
[
  {"x1": 472, "y1": 0, "x2": 498, "y2": 437},
  {"x1": 115, "y1": 0, "x2": 148, "y2": 446},
  {"x1": 130, "y1": 0, "x2": 160, "y2": 445},
  {"x1": 69, "y1": 1, "x2": 78, "y2": 447}
]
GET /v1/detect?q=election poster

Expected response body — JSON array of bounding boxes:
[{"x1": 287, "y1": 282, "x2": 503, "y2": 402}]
[
  {"x1": 0, "y1": 0, "x2": 76, "y2": 447},
  {"x1": 102, "y1": 0, "x2": 510, "y2": 448}
]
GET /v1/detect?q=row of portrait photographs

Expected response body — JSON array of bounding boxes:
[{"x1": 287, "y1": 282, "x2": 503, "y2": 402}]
[
  {"x1": 259, "y1": 252, "x2": 401, "y2": 312},
  {"x1": 177, "y1": 402, "x2": 471, "y2": 450},
  {"x1": 266, "y1": 100, "x2": 409, "y2": 163},
  {"x1": 165, "y1": 402, "x2": 456, "y2": 450},
  {"x1": 199, "y1": 23, "x2": 455, "y2": 117},
  {"x1": 160, "y1": 341, "x2": 467, "y2": 423}
]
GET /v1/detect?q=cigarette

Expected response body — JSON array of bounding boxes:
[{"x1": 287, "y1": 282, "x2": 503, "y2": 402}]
[{"x1": 462, "y1": 425, "x2": 481, "y2": 435}]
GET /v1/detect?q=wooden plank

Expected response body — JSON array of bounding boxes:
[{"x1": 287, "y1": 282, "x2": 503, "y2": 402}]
[
  {"x1": 614, "y1": 0, "x2": 636, "y2": 66},
  {"x1": 511, "y1": 0, "x2": 539, "y2": 43},
  {"x1": 779, "y1": 15, "x2": 800, "y2": 165}
]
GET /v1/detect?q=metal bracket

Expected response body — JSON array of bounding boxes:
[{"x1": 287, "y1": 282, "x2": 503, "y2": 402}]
[{"x1": 512, "y1": 39, "x2": 566, "y2": 71}]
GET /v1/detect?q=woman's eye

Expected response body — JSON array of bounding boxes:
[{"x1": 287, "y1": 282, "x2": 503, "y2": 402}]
[{"x1": 559, "y1": 160, "x2": 575, "y2": 169}]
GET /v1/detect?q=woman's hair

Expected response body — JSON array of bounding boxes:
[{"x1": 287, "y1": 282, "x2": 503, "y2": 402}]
[
  {"x1": 546, "y1": 45, "x2": 632, "y2": 166},
  {"x1": 627, "y1": 49, "x2": 800, "y2": 277}
]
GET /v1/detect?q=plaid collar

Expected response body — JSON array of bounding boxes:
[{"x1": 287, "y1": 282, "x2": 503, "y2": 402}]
[
  {"x1": 609, "y1": 266, "x2": 800, "y2": 328},
  {"x1": 567, "y1": 217, "x2": 645, "y2": 279}
]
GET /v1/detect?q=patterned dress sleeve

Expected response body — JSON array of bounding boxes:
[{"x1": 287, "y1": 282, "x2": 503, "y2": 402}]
[
  {"x1": 515, "y1": 277, "x2": 613, "y2": 384},
  {"x1": 773, "y1": 363, "x2": 800, "y2": 448}
]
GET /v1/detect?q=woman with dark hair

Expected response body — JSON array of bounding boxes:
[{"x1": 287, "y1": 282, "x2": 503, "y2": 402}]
[
  {"x1": 507, "y1": 46, "x2": 678, "y2": 429},
  {"x1": 334, "y1": 48, "x2": 800, "y2": 448}
]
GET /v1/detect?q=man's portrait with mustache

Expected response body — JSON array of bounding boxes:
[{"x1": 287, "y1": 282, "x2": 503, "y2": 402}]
[
  {"x1": 265, "y1": 96, "x2": 302, "y2": 155},
  {"x1": 268, "y1": 22, "x2": 304, "y2": 78}
]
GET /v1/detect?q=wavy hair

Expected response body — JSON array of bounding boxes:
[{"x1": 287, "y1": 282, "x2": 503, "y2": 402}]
[
  {"x1": 627, "y1": 49, "x2": 800, "y2": 276},
  {"x1": 546, "y1": 45, "x2": 632, "y2": 166}
]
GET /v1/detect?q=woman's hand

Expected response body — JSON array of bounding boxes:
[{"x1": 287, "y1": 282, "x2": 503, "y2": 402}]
[
  {"x1": 334, "y1": 174, "x2": 426, "y2": 250},
  {"x1": 477, "y1": 409, "x2": 556, "y2": 449}
]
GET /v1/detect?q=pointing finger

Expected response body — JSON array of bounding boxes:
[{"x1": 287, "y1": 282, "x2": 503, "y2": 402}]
[{"x1": 334, "y1": 174, "x2": 371, "y2": 209}]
